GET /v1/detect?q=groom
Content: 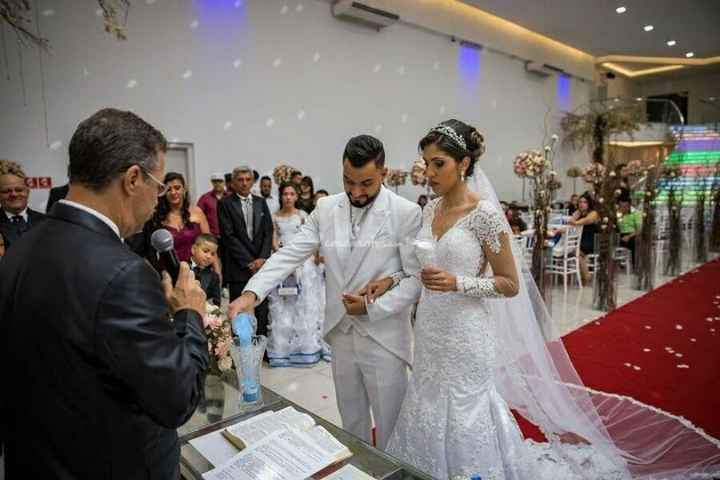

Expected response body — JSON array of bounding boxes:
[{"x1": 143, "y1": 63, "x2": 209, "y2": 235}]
[{"x1": 229, "y1": 135, "x2": 422, "y2": 449}]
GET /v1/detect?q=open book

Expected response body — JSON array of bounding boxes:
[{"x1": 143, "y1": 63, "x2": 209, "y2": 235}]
[
  {"x1": 202, "y1": 407, "x2": 354, "y2": 480},
  {"x1": 222, "y1": 406, "x2": 351, "y2": 461}
]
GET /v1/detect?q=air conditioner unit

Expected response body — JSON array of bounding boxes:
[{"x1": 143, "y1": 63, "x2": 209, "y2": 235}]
[
  {"x1": 525, "y1": 61, "x2": 564, "y2": 76},
  {"x1": 332, "y1": 1, "x2": 399, "y2": 29}
]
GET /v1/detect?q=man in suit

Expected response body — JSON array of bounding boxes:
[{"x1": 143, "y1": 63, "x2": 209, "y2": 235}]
[
  {"x1": 0, "y1": 160, "x2": 46, "y2": 250},
  {"x1": 46, "y1": 182, "x2": 70, "y2": 212},
  {"x1": 218, "y1": 165, "x2": 273, "y2": 337},
  {"x1": 229, "y1": 136, "x2": 422, "y2": 449},
  {"x1": 0, "y1": 108, "x2": 209, "y2": 479}
]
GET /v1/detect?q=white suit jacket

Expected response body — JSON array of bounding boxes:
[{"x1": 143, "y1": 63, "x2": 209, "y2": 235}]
[{"x1": 244, "y1": 186, "x2": 422, "y2": 365}]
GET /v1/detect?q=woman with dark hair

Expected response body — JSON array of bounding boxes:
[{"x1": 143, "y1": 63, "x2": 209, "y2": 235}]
[
  {"x1": 370, "y1": 120, "x2": 632, "y2": 479},
  {"x1": 266, "y1": 182, "x2": 324, "y2": 367},
  {"x1": 297, "y1": 176, "x2": 315, "y2": 214},
  {"x1": 568, "y1": 191, "x2": 599, "y2": 283},
  {"x1": 153, "y1": 172, "x2": 211, "y2": 263}
]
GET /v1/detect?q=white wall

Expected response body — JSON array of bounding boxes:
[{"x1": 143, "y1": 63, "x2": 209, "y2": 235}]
[{"x1": 0, "y1": 0, "x2": 592, "y2": 211}]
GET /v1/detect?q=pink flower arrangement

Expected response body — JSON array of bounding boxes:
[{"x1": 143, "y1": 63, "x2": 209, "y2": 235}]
[
  {"x1": 386, "y1": 169, "x2": 408, "y2": 188},
  {"x1": 204, "y1": 302, "x2": 234, "y2": 374},
  {"x1": 583, "y1": 163, "x2": 607, "y2": 184},
  {"x1": 410, "y1": 158, "x2": 427, "y2": 186},
  {"x1": 513, "y1": 150, "x2": 546, "y2": 178}
]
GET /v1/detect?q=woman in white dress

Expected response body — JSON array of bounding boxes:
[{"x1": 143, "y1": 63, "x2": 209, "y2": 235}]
[
  {"x1": 267, "y1": 182, "x2": 325, "y2": 367},
  {"x1": 367, "y1": 120, "x2": 720, "y2": 480}
]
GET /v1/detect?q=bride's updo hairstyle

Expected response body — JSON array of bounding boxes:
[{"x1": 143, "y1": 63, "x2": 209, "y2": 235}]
[{"x1": 419, "y1": 119, "x2": 485, "y2": 177}]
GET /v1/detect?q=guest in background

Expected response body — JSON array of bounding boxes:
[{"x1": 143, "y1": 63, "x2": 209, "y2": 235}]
[
  {"x1": 251, "y1": 169, "x2": 261, "y2": 196},
  {"x1": 197, "y1": 173, "x2": 229, "y2": 238},
  {"x1": 417, "y1": 194, "x2": 428, "y2": 209},
  {"x1": 191, "y1": 233, "x2": 222, "y2": 306},
  {"x1": 617, "y1": 191, "x2": 642, "y2": 265},
  {"x1": 267, "y1": 182, "x2": 324, "y2": 366},
  {"x1": 46, "y1": 182, "x2": 69, "y2": 212},
  {"x1": 568, "y1": 192, "x2": 599, "y2": 284},
  {"x1": 314, "y1": 189, "x2": 329, "y2": 207},
  {"x1": 224, "y1": 173, "x2": 235, "y2": 195},
  {"x1": 291, "y1": 170, "x2": 303, "y2": 187},
  {"x1": 0, "y1": 107, "x2": 208, "y2": 479},
  {"x1": 0, "y1": 160, "x2": 46, "y2": 251},
  {"x1": 218, "y1": 165, "x2": 273, "y2": 337},
  {"x1": 297, "y1": 175, "x2": 316, "y2": 214},
  {"x1": 567, "y1": 194, "x2": 579, "y2": 215},
  {"x1": 509, "y1": 216, "x2": 527, "y2": 235},
  {"x1": 260, "y1": 175, "x2": 280, "y2": 213},
  {"x1": 153, "y1": 172, "x2": 211, "y2": 264}
]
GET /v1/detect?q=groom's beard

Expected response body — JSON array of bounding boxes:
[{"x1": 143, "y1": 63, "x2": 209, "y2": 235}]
[{"x1": 347, "y1": 189, "x2": 380, "y2": 208}]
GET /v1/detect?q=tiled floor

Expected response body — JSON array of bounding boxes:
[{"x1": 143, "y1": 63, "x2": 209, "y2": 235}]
[{"x1": 260, "y1": 249, "x2": 720, "y2": 430}]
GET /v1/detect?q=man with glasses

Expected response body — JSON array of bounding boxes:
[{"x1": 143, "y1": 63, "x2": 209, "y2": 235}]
[
  {"x1": 0, "y1": 160, "x2": 47, "y2": 251},
  {"x1": 0, "y1": 108, "x2": 209, "y2": 479}
]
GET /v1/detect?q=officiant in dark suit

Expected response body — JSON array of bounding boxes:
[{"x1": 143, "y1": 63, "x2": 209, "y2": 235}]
[
  {"x1": 0, "y1": 160, "x2": 46, "y2": 251},
  {"x1": 218, "y1": 165, "x2": 273, "y2": 336},
  {"x1": 0, "y1": 108, "x2": 209, "y2": 479}
]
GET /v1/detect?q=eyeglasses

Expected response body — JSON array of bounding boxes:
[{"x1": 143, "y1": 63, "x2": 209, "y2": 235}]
[{"x1": 125, "y1": 164, "x2": 168, "y2": 197}]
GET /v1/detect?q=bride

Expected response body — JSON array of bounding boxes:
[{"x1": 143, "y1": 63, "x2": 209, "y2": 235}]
[{"x1": 365, "y1": 120, "x2": 720, "y2": 480}]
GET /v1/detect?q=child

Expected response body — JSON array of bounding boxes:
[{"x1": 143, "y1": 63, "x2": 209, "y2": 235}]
[{"x1": 190, "y1": 233, "x2": 221, "y2": 306}]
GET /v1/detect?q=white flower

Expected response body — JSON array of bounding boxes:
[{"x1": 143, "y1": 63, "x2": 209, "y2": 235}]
[
  {"x1": 218, "y1": 356, "x2": 233, "y2": 371},
  {"x1": 551, "y1": 134, "x2": 559, "y2": 143},
  {"x1": 544, "y1": 146, "x2": 551, "y2": 152}
]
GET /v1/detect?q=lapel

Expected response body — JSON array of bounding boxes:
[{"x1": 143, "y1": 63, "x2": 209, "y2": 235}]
[
  {"x1": 252, "y1": 195, "x2": 264, "y2": 243},
  {"x1": 332, "y1": 196, "x2": 352, "y2": 283},
  {"x1": 343, "y1": 187, "x2": 390, "y2": 287}
]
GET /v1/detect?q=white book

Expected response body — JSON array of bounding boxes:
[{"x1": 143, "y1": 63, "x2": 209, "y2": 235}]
[{"x1": 202, "y1": 427, "x2": 352, "y2": 480}]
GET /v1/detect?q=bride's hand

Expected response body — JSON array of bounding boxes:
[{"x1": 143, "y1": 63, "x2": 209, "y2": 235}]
[
  {"x1": 421, "y1": 267, "x2": 457, "y2": 292},
  {"x1": 358, "y1": 277, "x2": 393, "y2": 303}
]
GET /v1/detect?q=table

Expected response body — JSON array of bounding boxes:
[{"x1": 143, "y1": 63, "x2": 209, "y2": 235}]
[{"x1": 178, "y1": 375, "x2": 434, "y2": 480}]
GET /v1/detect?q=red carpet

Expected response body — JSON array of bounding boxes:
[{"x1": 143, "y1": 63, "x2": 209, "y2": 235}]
[{"x1": 517, "y1": 258, "x2": 720, "y2": 442}]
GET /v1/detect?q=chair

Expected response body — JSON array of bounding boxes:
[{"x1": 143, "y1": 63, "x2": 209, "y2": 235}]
[
  {"x1": 546, "y1": 225, "x2": 583, "y2": 292},
  {"x1": 614, "y1": 247, "x2": 632, "y2": 275}
]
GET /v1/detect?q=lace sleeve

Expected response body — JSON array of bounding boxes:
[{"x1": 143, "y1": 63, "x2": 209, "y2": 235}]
[{"x1": 455, "y1": 201, "x2": 511, "y2": 298}]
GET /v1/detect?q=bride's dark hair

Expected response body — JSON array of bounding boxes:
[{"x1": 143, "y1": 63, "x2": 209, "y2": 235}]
[{"x1": 419, "y1": 119, "x2": 485, "y2": 177}]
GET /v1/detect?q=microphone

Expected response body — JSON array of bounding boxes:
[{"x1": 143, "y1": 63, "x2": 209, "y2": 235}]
[{"x1": 150, "y1": 228, "x2": 180, "y2": 284}]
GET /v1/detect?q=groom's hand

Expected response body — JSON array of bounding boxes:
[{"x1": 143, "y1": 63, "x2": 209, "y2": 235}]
[
  {"x1": 342, "y1": 293, "x2": 367, "y2": 316},
  {"x1": 228, "y1": 291, "x2": 257, "y2": 319},
  {"x1": 358, "y1": 277, "x2": 393, "y2": 304}
]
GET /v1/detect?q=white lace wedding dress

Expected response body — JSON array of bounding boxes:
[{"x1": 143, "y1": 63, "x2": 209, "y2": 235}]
[{"x1": 386, "y1": 198, "x2": 623, "y2": 480}]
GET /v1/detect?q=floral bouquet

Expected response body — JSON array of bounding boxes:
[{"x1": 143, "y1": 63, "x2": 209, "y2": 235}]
[
  {"x1": 513, "y1": 150, "x2": 546, "y2": 178},
  {"x1": 272, "y1": 165, "x2": 298, "y2": 186},
  {"x1": 410, "y1": 158, "x2": 427, "y2": 186},
  {"x1": 386, "y1": 169, "x2": 408, "y2": 189},
  {"x1": 582, "y1": 162, "x2": 607, "y2": 185},
  {"x1": 204, "y1": 302, "x2": 234, "y2": 375}
]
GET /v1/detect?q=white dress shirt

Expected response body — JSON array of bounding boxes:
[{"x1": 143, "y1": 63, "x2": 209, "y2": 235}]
[{"x1": 58, "y1": 200, "x2": 121, "y2": 239}]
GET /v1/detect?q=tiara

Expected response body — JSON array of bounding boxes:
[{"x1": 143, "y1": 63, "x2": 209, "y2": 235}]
[{"x1": 429, "y1": 125, "x2": 467, "y2": 151}]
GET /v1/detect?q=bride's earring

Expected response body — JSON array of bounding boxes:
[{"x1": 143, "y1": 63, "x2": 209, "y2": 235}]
[{"x1": 459, "y1": 169, "x2": 466, "y2": 183}]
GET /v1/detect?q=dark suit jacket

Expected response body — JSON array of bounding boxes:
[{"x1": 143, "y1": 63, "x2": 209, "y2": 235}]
[
  {"x1": 0, "y1": 202, "x2": 209, "y2": 479},
  {"x1": 45, "y1": 183, "x2": 70, "y2": 213},
  {"x1": 194, "y1": 264, "x2": 221, "y2": 306},
  {"x1": 218, "y1": 194, "x2": 272, "y2": 283},
  {"x1": 0, "y1": 207, "x2": 46, "y2": 250}
]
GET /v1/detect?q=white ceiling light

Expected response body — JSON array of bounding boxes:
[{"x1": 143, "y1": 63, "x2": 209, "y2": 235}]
[
  {"x1": 643, "y1": 25, "x2": 654, "y2": 32},
  {"x1": 667, "y1": 40, "x2": 676, "y2": 46},
  {"x1": 686, "y1": 52, "x2": 694, "y2": 58},
  {"x1": 636, "y1": 97, "x2": 643, "y2": 101},
  {"x1": 616, "y1": 6, "x2": 626, "y2": 14}
]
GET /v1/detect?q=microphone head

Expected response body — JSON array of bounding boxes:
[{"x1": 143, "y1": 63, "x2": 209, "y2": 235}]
[{"x1": 150, "y1": 228, "x2": 175, "y2": 253}]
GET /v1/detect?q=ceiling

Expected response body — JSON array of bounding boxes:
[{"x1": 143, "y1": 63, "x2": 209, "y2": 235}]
[{"x1": 459, "y1": 0, "x2": 720, "y2": 58}]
